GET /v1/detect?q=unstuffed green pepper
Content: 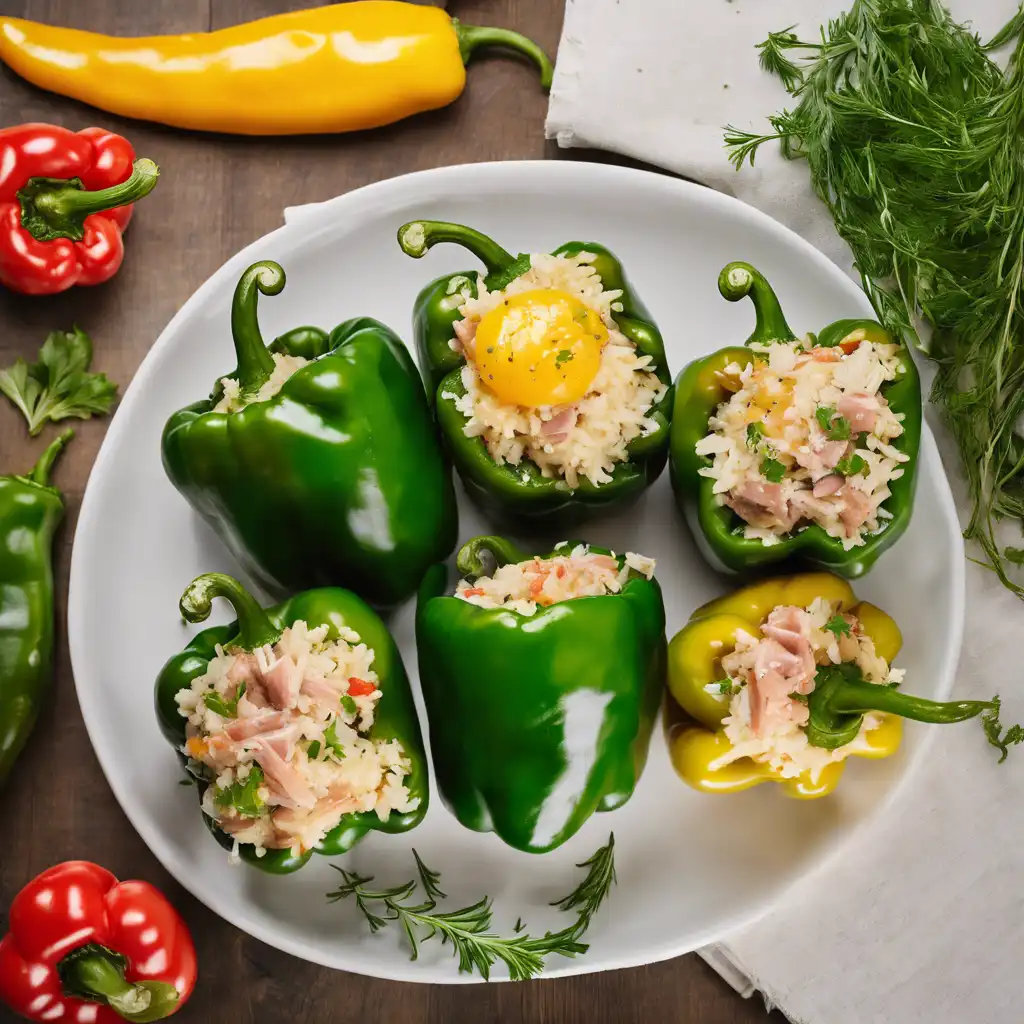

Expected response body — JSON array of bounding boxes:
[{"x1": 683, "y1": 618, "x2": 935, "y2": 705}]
[
  {"x1": 155, "y1": 572, "x2": 428, "y2": 873},
  {"x1": 397, "y1": 220, "x2": 673, "y2": 528},
  {"x1": 670, "y1": 261, "x2": 921, "y2": 577},
  {"x1": 0, "y1": 430, "x2": 72, "y2": 787},
  {"x1": 162, "y1": 259, "x2": 457, "y2": 608},
  {"x1": 667, "y1": 573, "x2": 998, "y2": 798},
  {"x1": 416, "y1": 534, "x2": 665, "y2": 853}
]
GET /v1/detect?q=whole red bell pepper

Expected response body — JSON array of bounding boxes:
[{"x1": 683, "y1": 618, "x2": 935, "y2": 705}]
[
  {"x1": 0, "y1": 124, "x2": 159, "y2": 295},
  {"x1": 0, "y1": 862, "x2": 196, "y2": 1023}
]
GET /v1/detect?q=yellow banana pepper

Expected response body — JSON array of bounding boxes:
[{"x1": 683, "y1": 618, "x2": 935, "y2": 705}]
[
  {"x1": 0, "y1": 3, "x2": 554, "y2": 136},
  {"x1": 667, "y1": 573, "x2": 905, "y2": 799}
]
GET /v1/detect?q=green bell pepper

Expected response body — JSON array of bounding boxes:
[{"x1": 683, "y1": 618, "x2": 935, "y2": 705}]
[
  {"x1": 0, "y1": 430, "x2": 72, "y2": 787},
  {"x1": 154, "y1": 572, "x2": 428, "y2": 874},
  {"x1": 669, "y1": 261, "x2": 922, "y2": 577},
  {"x1": 415, "y1": 535, "x2": 665, "y2": 853},
  {"x1": 161, "y1": 260, "x2": 458, "y2": 608},
  {"x1": 397, "y1": 220, "x2": 674, "y2": 528}
]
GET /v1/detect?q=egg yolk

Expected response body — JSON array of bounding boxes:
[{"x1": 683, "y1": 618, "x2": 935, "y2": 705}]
[{"x1": 473, "y1": 288, "x2": 608, "y2": 407}]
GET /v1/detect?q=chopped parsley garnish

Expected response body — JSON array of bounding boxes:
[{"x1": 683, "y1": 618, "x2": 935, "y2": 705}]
[
  {"x1": 204, "y1": 682, "x2": 245, "y2": 719},
  {"x1": 746, "y1": 421, "x2": 766, "y2": 448},
  {"x1": 836, "y1": 453, "x2": 868, "y2": 476},
  {"x1": 215, "y1": 764, "x2": 265, "y2": 818},
  {"x1": 760, "y1": 455, "x2": 786, "y2": 483},
  {"x1": 307, "y1": 740, "x2": 321, "y2": 760},
  {"x1": 815, "y1": 405, "x2": 852, "y2": 441},
  {"x1": 324, "y1": 720, "x2": 346, "y2": 760},
  {"x1": 711, "y1": 678, "x2": 735, "y2": 695},
  {"x1": 555, "y1": 349, "x2": 574, "y2": 368},
  {"x1": 824, "y1": 614, "x2": 852, "y2": 638},
  {"x1": 340, "y1": 694, "x2": 358, "y2": 717}
]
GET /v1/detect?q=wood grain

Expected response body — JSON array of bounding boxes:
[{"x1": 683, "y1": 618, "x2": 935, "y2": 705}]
[{"x1": 0, "y1": 2, "x2": 783, "y2": 1020}]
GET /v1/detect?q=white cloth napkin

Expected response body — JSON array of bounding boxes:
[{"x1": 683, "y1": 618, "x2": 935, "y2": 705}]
[{"x1": 547, "y1": 3, "x2": 1024, "y2": 1022}]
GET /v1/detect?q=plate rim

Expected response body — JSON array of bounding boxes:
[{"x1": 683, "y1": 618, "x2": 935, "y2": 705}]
[{"x1": 68, "y1": 159, "x2": 965, "y2": 982}]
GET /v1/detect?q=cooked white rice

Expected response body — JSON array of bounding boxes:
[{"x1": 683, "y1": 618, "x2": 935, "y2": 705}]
[
  {"x1": 707, "y1": 597, "x2": 903, "y2": 782},
  {"x1": 456, "y1": 543, "x2": 656, "y2": 616},
  {"x1": 695, "y1": 339, "x2": 908, "y2": 548},
  {"x1": 214, "y1": 352, "x2": 309, "y2": 414},
  {"x1": 445, "y1": 252, "x2": 666, "y2": 488},
  {"x1": 176, "y1": 621, "x2": 417, "y2": 857}
]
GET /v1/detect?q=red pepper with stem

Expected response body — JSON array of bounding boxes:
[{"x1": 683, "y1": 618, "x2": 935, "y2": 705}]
[
  {"x1": 0, "y1": 124, "x2": 159, "y2": 295},
  {"x1": 0, "y1": 862, "x2": 196, "y2": 1023}
]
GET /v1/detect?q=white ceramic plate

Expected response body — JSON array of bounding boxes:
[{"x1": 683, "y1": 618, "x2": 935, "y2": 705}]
[{"x1": 68, "y1": 161, "x2": 964, "y2": 982}]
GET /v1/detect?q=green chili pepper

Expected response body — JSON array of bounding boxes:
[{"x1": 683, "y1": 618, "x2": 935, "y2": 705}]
[
  {"x1": 161, "y1": 260, "x2": 458, "y2": 609},
  {"x1": 806, "y1": 662, "x2": 997, "y2": 750},
  {"x1": 669, "y1": 261, "x2": 922, "y2": 577},
  {"x1": 397, "y1": 220, "x2": 674, "y2": 528},
  {"x1": 0, "y1": 429, "x2": 73, "y2": 788},
  {"x1": 415, "y1": 535, "x2": 665, "y2": 853},
  {"x1": 154, "y1": 572, "x2": 428, "y2": 874}
]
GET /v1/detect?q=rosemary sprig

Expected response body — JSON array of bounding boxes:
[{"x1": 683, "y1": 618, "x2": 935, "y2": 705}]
[
  {"x1": 726, "y1": 1, "x2": 1024, "y2": 597},
  {"x1": 326, "y1": 834, "x2": 616, "y2": 981}
]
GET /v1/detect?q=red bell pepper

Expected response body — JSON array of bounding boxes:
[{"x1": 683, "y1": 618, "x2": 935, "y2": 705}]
[
  {"x1": 0, "y1": 862, "x2": 196, "y2": 1023},
  {"x1": 0, "y1": 124, "x2": 159, "y2": 296}
]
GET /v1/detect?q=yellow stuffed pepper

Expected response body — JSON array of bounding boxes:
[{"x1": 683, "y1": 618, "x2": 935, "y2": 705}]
[{"x1": 667, "y1": 573, "x2": 998, "y2": 798}]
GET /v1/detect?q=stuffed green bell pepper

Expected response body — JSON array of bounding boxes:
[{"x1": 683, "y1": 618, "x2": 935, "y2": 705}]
[
  {"x1": 162, "y1": 260, "x2": 457, "y2": 608},
  {"x1": 397, "y1": 220, "x2": 673, "y2": 528},
  {"x1": 670, "y1": 262, "x2": 921, "y2": 577},
  {"x1": 155, "y1": 572, "x2": 428, "y2": 874},
  {"x1": 416, "y1": 535, "x2": 665, "y2": 853}
]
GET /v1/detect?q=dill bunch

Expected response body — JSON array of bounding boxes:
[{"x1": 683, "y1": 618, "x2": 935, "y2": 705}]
[{"x1": 726, "y1": 0, "x2": 1024, "y2": 595}]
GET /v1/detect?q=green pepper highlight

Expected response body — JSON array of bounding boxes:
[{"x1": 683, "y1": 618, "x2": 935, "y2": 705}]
[
  {"x1": 397, "y1": 220, "x2": 674, "y2": 529},
  {"x1": 155, "y1": 572, "x2": 428, "y2": 874},
  {"x1": 415, "y1": 535, "x2": 665, "y2": 853},
  {"x1": 0, "y1": 429, "x2": 73, "y2": 788},
  {"x1": 669, "y1": 261, "x2": 922, "y2": 577},
  {"x1": 162, "y1": 260, "x2": 458, "y2": 609}
]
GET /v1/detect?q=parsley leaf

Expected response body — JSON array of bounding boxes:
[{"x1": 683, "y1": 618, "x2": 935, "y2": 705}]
[
  {"x1": 824, "y1": 615, "x2": 852, "y2": 638},
  {"x1": 324, "y1": 720, "x2": 346, "y2": 760},
  {"x1": 204, "y1": 682, "x2": 245, "y2": 719},
  {"x1": 815, "y1": 405, "x2": 852, "y2": 441},
  {"x1": 555, "y1": 349, "x2": 574, "y2": 368},
  {"x1": 340, "y1": 694, "x2": 358, "y2": 717},
  {"x1": 746, "y1": 421, "x2": 766, "y2": 448},
  {"x1": 215, "y1": 764, "x2": 265, "y2": 818},
  {"x1": 1005, "y1": 547, "x2": 1024, "y2": 566},
  {"x1": 306, "y1": 740, "x2": 321, "y2": 760},
  {"x1": 760, "y1": 455, "x2": 786, "y2": 483},
  {"x1": 983, "y1": 696, "x2": 1024, "y2": 764},
  {"x1": 711, "y1": 678, "x2": 735, "y2": 695},
  {"x1": 0, "y1": 328, "x2": 118, "y2": 436},
  {"x1": 836, "y1": 453, "x2": 869, "y2": 477}
]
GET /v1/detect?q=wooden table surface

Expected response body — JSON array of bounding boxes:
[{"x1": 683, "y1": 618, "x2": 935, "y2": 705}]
[{"x1": 0, "y1": 2, "x2": 786, "y2": 1021}]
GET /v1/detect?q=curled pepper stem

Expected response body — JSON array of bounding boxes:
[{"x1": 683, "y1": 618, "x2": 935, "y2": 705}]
[
  {"x1": 27, "y1": 428, "x2": 74, "y2": 486},
  {"x1": 717, "y1": 261, "x2": 797, "y2": 345},
  {"x1": 57, "y1": 943, "x2": 180, "y2": 1023},
  {"x1": 454, "y1": 20, "x2": 555, "y2": 90},
  {"x1": 456, "y1": 535, "x2": 530, "y2": 577},
  {"x1": 230, "y1": 261, "x2": 284, "y2": 394},
  {"x1": 19, "y1": 159, "x2": 160, "y2": 243},
  {"x1": 179, "y1": 572, "x2": 280, "y2": 650},
  {"x1": 397, "y1": 220, "x2": 516, "y2": 277}
]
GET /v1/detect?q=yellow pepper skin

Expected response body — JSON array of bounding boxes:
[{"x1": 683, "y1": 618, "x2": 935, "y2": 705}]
[
  {"x1": 0, "y1": 3, "x2": 554, "y2": 136},
  {"x1": 667, "y1": 573, "x2": 903, "y2": 799}
]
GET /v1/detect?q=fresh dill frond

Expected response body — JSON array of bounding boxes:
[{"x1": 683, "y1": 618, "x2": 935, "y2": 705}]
[{"x1": 728, "y1": 1, "x2": 1024, "y2": 597}]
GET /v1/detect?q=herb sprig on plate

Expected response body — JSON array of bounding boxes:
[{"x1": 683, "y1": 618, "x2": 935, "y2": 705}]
[{"x1": 326, "y1": 834, "x2": 616, "y2": 980}]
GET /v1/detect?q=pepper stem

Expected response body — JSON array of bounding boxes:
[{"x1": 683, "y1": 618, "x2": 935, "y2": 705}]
[
  {"x1": 57, "y1": 943, "x2": 180, "y2": 1023},
  {"x1": 230, "y1": 261, "x2": 284, "y2": 394},
  {"x1": 19, "y1": 159, "x2": 160, "y2": 243},
  {"x1": 718, "y1": 261, "x2": 797, "y2": 345},
  {"x1": 179, "y1": 572, "x2": 280, "y2": 650},
  {"x1": 453, "y1": 20, "x2": 554, "y2": 90},
  {"x1": 457, "y1": 535, "x2": 531, "y2": 577},
  {"x1": 27, "y1": 428, "x2": 74, "y2": 486},
  {"x1": 397, "y1": 220, "x2": 516, "y2": 277}
]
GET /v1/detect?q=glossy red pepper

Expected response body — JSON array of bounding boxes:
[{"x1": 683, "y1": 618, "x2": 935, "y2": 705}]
[
  {"x1": 0, "y1": 124, "x2": 159, "y2": 296},
  {"x1": 0, "y1": 862, "x2": 196, "y2": 1023}
]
